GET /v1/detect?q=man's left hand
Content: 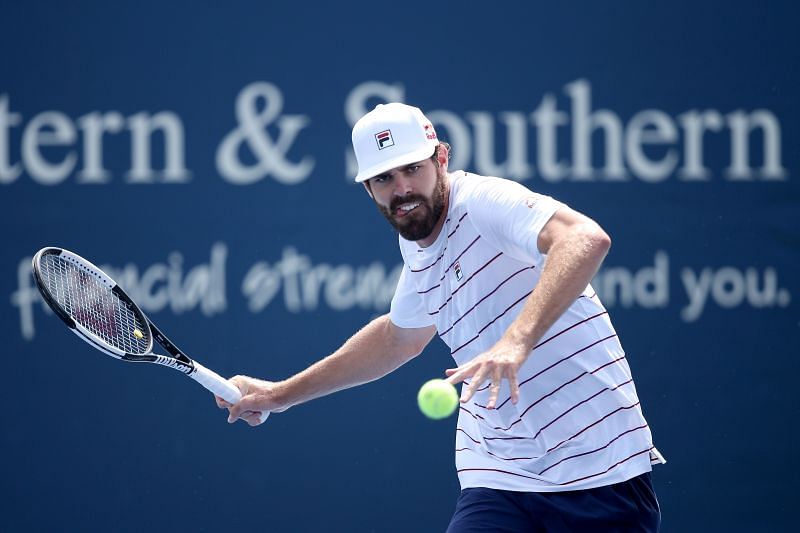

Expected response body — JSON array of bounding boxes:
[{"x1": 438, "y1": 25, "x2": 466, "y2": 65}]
[{"x1": 445, "y1": 339, "x2": 530, "y2": 409}]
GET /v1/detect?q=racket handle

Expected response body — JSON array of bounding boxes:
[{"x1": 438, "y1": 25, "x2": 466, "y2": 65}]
[{"x1": 191, "y1": 362, "x2": 270, "y2": 424}]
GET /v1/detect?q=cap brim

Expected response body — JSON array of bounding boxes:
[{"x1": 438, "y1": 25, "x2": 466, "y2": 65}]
[{"x1": 354, "y1": 144, "x2": 437, "y2": 183}]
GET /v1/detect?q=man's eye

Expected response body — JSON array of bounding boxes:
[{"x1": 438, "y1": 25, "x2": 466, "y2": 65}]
[
  {"x1": 374, "y1": 175, "x2": 389, "y2": 183},
  {"x1": 408, "y1": 165, "x2": 420, "y2": 173}
]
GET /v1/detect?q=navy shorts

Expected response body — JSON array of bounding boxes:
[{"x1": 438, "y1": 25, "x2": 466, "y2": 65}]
[{"x1": 446, "y1": 472, "x2": 660, "y2": 532}]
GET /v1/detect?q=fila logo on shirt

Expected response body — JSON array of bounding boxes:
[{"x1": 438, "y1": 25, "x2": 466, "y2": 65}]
[
  {"x1": 454, "y1": 261, "x2": 464, "y2": 281},
  {"x1": 375, "y1": 130, "x2": 394, "y2": 149}
]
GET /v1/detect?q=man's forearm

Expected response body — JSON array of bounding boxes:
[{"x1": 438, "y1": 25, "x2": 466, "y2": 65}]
[
  {"x1": 505, "y1": 222, "x2": 611, "y2": 353},
  {"x1": 274, "y1": 314, "x2": 431, "y2": 409}
]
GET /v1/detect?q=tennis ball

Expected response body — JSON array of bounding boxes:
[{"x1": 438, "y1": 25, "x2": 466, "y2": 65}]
[
  {"x1": 133, "y1": 328, "x2": 143, "y2": 339},
  {"x1": 417, "y1": 379, "x2": 459, "y2": 420}
]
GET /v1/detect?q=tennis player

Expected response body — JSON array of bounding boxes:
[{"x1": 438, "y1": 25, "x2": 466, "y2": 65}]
[{"x1": 219, "y1": 103, "x2": 665, "y2": 531}]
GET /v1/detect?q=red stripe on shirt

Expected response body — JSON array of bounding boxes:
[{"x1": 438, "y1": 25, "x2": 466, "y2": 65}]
[
  {"x1": 446, "y1": 212, "x2": 470, "y2": 238},
  {"x1": 478, "y1": 353, "x2": 628, "y2": 431},
  {"x1": 443, "y1": 236, "x2": 481, "y2": 275},
  {"x1": 410, "y1": 246, "x2": 447, "y2": 273},
  {"x1": 436, "y1": 265, "x2": 535, "y2": 326},
  {"x1": 429, "y1": 252, "x2": 504, "y2": 307},
  {"x1": 459, "y1": 406, "x2": 533, "y2": 440},
  {"x1": 475, "y1": 359, "x2": 630, "y2": 435},
  {"x1": 473, "y1": 314, "x2": 611, "y2": 394},
  {"x1": 531, "y1": 378, "x2": 634, "y2": 440},
  {"x1": 475, "y1": 334, "x2": 619, "y2": 410},
  {"x1": 545, "y1": 401, "x2": 642, "y2": 454},
  {"x1": 457, "y1": 428, "x2": 481, "y2": 444},
  {"x1": 457, "y1": 447, "x2": 539, "y2": 462},
  {"x1": 556, "y1": 447, "x2": 653, "y2": 486},
  {"x1": 450, "y1": 289, "x2": 531, "y2": 355},
  {"x1": 456, "y1": 416, "x2": 649, "y2": 467},
  {"x1": 410, "y1": 213, "x2": 471, "y2": 273},
  {"x1": 417, "y1": 243, "x2": 494, "y2": 294},
  {"x1": 456, "y1": 467, "x2": 545, "y2": 482},
  {"x1": 418, "y1": 282, "x2": 441, "y2": 295},
  {"x1": 534, "y1": 311, "x2": 609, "y2": 350},
  {"x1": 537, "y1": 424, "x2": 649, "y2": 475}
]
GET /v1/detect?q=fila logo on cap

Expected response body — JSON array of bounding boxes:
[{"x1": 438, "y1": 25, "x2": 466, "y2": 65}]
[{"x1": 375, "y1": 130, "x2": 395, "y2": 150}]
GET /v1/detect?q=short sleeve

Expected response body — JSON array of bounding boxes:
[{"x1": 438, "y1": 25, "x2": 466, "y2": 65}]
[
  {"x1": 389, "y1": 266, "x2": 436, "y2": 329},
  {"x1": 464, "y1": 177, "x2": 564, "y2": 265}
]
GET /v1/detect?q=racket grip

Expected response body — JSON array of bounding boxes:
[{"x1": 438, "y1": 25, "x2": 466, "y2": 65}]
[{"x1": 191, "y1": 362, "x2": 270, "y2": 424}]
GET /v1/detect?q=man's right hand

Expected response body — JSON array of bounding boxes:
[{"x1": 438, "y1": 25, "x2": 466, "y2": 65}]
[{"x1": 215, "y1": 375, "x2": 288, "y2": 426}]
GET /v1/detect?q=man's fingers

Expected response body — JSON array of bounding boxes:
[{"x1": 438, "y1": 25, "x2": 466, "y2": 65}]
[
  {"x1": 228, "y1": 409, "x2": 258, "y2": 425},
  {"x1": 445, "y1": 363, "x2": 476, "y2": 386},
  {"x1": 225, "y1": 376, "x2": 256, "y2": 422},
  {"x1": 228, "y1": 375, "x2": 250, "y2": 396},
  {"x1": 215, "y1": 395, "x2": 232, "y2": 409},
  {"x1": 508, "y1": 369, "x2": 520, "y2": 405},
  {"x1": 227, "y1": 396, "x2": 255, "y2": 423},
  {"x1": 240, "y1": 410, "x2": 263, "y2": 426},
  {"x1": 462, "y1": 366, "x2": 489, "y2": 403},
  {"x1": 486, "y1": 367, "x2": 503, "y2": 409},
  {"x1": 445, "y1": 372, "x2": 462, "y2": 386}
]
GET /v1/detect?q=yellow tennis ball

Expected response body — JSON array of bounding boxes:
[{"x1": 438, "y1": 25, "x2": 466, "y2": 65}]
[
  {"x1": 133, "y1": 328, "x2": 143, "y2": 339},
  {"x1": 417, "y1": 379, "x2": 459, "y2": 420}
]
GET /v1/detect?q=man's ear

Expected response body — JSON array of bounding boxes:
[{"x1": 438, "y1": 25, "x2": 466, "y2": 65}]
[{"x1": 436, "y1": 143, "x2": 449, "y2": 173}]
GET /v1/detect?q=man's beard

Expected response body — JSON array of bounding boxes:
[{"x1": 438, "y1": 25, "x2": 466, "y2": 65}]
[{"x1": 376, "y1": 169, "x2": 448, "y2": 241}]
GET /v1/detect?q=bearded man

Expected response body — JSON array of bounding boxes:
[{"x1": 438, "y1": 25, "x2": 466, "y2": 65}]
[{"x1": 219, "y1": 103, "x2": 665, "y2": 532}]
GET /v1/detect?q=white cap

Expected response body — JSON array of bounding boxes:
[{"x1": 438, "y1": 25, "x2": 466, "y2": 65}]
[{"x1": 351, "y1": 103, "x2": 439, "y2": 183}]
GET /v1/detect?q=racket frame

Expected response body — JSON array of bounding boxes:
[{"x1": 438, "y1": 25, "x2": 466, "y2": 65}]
[
  {"x1": 33, "y1": 247, "x2": 194, "y2": 372},
  {"x1": 31, "y1": 247, "x2": 269, "y2": 423}
]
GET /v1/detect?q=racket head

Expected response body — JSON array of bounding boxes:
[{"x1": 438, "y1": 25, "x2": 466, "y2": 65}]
[{"x1": 32, "y1": 247, "x2": 153, "y2": 359}]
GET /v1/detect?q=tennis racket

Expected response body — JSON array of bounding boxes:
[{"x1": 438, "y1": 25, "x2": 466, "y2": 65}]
[{"x1": 32, "y1": 246, "x2": 269, "y2": 423}]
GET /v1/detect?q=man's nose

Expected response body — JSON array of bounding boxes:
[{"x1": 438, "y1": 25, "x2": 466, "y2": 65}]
[{"x1": 393, "y1": 175, "x2": 414, "y2": 197}]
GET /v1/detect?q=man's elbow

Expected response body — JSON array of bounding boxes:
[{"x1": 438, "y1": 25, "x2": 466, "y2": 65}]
[
  {"x1": 406, "y1": 330, "x2": 435, "y2": 359},
  {"x1": 593, "y1": 226, "x2": 612, "y2": 255},
  {"x1": 579, "y1": 222, "x2": 611, "y2": 258},
  {"x1": 384, "y1": 318, "x2": 434, "y2": 363}
]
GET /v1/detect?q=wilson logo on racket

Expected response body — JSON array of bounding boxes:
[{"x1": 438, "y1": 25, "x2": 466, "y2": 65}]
[
  {"x1": 154, "y1": 355, "x2": 194, "y2": 374},
  {"x1": 375, "y1": 130, "x2": 394, "y2": 149}
]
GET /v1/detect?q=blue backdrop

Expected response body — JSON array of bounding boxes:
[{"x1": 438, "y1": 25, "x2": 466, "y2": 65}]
[{"x1": 2, "y1": 1, "x2": 798, "y2": 531}]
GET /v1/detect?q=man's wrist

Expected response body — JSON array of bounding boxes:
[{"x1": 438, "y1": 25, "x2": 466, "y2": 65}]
[
  {"x1": 504, "y1": 325, "x2": 536, "y2": 356},
  {"x1": 270, "y1": 379, "x2": 295, "y2": 410}
]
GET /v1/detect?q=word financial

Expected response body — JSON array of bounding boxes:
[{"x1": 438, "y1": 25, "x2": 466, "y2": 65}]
[
  {"x1": 12, "y1": 244, "x2": 401, "y2": 340},
  {"x1": 0, "y1": 80, "x2": 787, "y2": 185}
]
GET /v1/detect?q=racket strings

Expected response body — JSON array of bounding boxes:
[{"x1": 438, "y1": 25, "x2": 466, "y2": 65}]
[{"x1": 38, "y1": 254, "x2": 150, "y2": 354}]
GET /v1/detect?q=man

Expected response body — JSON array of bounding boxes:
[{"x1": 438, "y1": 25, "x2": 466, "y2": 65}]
[{"x1": 218, "y1": 103, "x2": 665, "y2": 531}]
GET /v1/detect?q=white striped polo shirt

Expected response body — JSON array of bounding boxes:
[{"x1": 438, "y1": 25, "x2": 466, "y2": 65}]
[{"x1": 390, "y1": 171, "x2": 665, "y2": 492}]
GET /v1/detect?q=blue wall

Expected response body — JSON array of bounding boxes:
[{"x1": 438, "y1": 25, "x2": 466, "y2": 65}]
[{"x1": 2, "y1": 2, "x2": 797, "y2": 531}]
